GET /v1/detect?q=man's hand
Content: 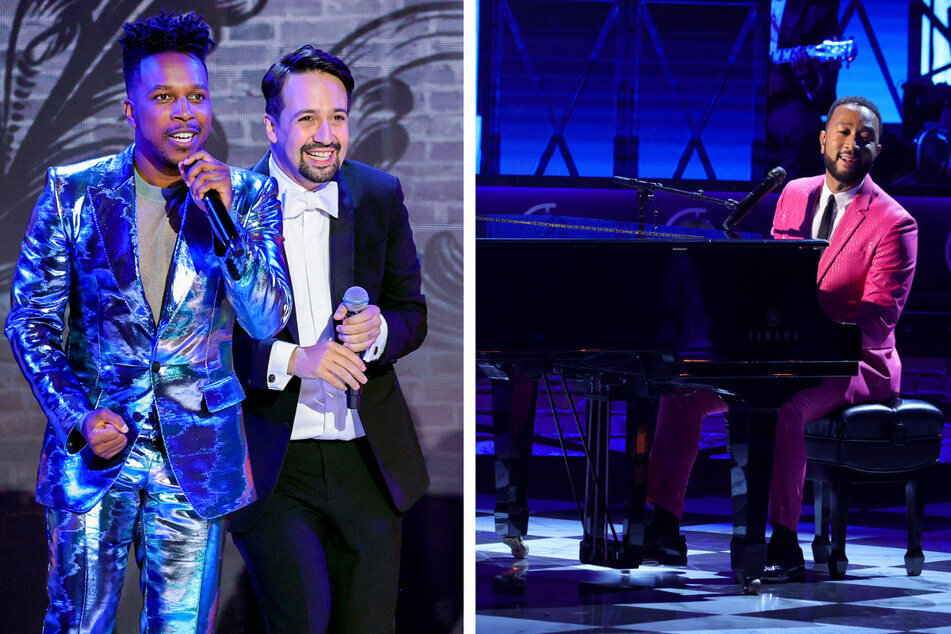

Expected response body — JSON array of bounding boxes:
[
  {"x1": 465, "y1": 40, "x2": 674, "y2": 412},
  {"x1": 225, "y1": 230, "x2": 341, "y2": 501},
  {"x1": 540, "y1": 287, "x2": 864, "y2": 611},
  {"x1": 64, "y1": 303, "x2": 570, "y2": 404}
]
[
  {"x1": 82, "y1": 408, "x2": 129, "y2": 459},
  {"x1": 289, "y1": 341, "x2": 367, "y2": 391},
  {"x1": 179, "y1": 150, "x2": 233, "y2": 213},
  {"x1": 790, "y1": 48, "x2": 817, "y2": 78},
  {"x1": 334, "y1": 302, "x2": 382, "y2": 354}
]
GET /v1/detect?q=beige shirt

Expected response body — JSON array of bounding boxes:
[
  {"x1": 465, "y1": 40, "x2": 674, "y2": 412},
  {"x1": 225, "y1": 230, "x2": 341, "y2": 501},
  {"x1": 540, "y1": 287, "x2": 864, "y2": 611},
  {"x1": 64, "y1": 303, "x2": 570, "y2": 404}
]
[{"x1": 134, "y1": 169, "x2": 179, "y2": 325}]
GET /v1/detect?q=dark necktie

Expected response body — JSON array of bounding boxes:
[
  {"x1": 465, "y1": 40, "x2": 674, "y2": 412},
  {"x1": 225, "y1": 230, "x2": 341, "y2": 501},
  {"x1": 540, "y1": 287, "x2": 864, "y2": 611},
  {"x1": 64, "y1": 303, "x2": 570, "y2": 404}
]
[{"x1": 816, "y1": 195, "x2": 835, "y2": 241}]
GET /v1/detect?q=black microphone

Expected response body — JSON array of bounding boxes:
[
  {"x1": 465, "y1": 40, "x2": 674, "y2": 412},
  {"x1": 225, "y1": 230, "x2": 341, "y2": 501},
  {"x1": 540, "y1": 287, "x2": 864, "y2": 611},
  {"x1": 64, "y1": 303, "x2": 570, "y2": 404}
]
[
  {"x1": 204, "y1": 190, "x2": 237, "y2": 246},
  {"x1": 341, "y1": 286, "x2": 370, "y2": 410},
  {"x1": 204, "y1": 190, "x2": 244, "y2": 279},
  {"x1": 722, "y1": 166, "x2": 787, "y2": 231}
]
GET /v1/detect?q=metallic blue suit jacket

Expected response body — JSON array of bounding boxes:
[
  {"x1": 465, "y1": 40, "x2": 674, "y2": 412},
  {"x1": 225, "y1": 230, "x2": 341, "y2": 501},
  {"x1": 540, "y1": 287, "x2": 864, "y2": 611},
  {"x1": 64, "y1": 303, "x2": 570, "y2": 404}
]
[{"x1": 5, "y1": 144, "x2": 292, "y2": 519}]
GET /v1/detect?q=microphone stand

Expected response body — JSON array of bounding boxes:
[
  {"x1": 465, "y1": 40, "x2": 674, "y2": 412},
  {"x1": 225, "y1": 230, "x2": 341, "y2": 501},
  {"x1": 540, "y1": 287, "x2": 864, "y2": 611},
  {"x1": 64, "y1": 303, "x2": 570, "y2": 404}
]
[{"x1": 613, "y1": 176, "x2": 742, "y2": 237}]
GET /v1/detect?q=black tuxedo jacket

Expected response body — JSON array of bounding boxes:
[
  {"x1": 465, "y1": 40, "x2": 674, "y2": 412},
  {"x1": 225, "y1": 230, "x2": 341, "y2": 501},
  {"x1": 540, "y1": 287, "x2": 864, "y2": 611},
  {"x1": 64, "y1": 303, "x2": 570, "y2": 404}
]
[{"x1": 228, "y1": 154, "x2": 429, "y2": 533}]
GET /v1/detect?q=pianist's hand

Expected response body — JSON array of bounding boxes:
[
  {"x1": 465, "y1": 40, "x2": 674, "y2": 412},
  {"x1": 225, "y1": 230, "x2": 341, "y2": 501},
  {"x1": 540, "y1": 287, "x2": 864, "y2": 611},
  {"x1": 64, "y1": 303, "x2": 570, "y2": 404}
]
[{"x1": 289, "y1": 342, "x2": 367, "y2": 392}]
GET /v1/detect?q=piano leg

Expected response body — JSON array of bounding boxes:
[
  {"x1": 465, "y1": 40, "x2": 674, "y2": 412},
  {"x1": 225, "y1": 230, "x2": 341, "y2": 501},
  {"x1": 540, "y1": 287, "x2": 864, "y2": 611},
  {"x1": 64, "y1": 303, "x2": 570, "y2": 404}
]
[
  {"x1": 580, "y1": 377, "x2": 611, "y2": 565},
  {"x1": 579, "y1": 378, "x2": 649, "y2": 569},
  {"x1": 621, "y1": 394, "x2": 652, "y2": 565},
  {"x1": 727, "y1": 405, "x2": 777, "y2": 591},
  {"x1": 491, "y1": 372, "x2": 537, "y2": 559}
]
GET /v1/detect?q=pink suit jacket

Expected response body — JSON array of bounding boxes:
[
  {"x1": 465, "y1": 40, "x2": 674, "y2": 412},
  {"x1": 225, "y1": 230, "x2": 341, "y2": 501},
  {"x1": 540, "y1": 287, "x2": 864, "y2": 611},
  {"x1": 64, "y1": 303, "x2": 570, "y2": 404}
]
[{"x1": 771, "y1": 174, "x2": 918, "y2": 403}]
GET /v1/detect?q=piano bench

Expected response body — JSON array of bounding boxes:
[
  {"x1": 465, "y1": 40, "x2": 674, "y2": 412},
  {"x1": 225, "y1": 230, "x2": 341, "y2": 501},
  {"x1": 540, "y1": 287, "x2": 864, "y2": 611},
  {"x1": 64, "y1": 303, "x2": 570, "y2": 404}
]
[{"x1": 804, "y1": 398, "x2": 944, "y2": 579}]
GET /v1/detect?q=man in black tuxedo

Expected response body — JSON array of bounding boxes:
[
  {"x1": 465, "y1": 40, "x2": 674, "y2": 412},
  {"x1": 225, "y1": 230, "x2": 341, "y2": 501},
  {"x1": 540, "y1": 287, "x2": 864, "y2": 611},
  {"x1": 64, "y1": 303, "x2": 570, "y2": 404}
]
[{"x1": 229, "y1": 46, "x2": 429, "y2": 633}]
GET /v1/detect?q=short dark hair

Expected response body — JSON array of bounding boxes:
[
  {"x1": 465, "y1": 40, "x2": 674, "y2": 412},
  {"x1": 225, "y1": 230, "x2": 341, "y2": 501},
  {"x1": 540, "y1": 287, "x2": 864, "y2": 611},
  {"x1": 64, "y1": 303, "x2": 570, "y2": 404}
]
[
  {"x1": 827, "y1": 95, "x2": 883, "y2": 139},
  {"x1": 120, "y1": 11, "x2": 217, "y2": 92},
  {"x1": 262, "y1": 45, "x2": 355, "y2": 118}
]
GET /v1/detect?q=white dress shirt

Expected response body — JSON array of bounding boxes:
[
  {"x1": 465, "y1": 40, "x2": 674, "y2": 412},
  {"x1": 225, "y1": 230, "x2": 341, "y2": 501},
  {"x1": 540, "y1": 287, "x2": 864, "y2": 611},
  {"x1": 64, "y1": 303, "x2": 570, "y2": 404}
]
[
  {"x1": 811, "y1": 180, "x2": 862, "y2": 240},
  {"x1": 265, "y1": 157, "x2": 388, "y2": 440}
]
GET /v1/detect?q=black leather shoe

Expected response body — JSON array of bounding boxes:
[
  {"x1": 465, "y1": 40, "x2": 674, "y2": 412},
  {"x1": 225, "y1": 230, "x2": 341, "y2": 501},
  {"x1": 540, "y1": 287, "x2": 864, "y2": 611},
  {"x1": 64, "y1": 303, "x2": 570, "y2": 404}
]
[
  {"x1": 762, "y1": 544, "x2": 806, "y2": 583},
  {"x1": 642, "y1": 533, "x2": 688, "y2": 566}
]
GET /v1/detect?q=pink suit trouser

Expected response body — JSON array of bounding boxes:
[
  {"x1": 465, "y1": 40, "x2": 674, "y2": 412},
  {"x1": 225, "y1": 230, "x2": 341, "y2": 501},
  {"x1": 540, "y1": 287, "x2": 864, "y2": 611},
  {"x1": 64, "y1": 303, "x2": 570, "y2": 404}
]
[{"x1": 646, "y1": 377, "x2": 852, "y2": 529}]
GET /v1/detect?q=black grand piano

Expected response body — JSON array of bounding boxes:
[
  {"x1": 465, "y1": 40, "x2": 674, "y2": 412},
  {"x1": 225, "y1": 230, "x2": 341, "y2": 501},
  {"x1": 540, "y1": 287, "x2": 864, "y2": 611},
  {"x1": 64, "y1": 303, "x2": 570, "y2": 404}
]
[{"x1": 476, "y1": 213, "x2": 861, "y2": 587}]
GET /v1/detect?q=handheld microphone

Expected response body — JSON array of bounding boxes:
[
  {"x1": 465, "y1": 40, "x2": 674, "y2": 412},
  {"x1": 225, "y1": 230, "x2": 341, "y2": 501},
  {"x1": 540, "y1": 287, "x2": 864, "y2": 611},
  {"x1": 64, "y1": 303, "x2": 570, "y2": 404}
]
[
  {"x1": 341, "y1": 286, "x2": 370, "y2": 410},
  {"x1": 203, "y1": 190, "x2": 244, "y2": 279},
  {"x1": 722, "y1": 166, "x2": 787, "y2": 231}
]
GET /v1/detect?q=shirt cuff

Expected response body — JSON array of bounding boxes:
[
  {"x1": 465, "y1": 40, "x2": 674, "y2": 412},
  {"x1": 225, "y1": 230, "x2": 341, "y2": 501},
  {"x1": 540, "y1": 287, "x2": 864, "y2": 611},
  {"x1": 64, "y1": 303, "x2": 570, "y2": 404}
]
[
  {"x1": 267, "y1": 340, "x2": 297, "y2": 390},
  {"x1": 363, "y1": 314, "x2": 388, "y2": 362}
]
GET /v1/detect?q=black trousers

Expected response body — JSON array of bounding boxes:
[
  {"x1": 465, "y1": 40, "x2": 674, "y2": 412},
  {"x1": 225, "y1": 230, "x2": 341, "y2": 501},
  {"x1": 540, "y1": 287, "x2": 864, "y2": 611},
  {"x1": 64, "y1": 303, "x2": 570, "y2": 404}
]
[{"x1": 233, "y1": 438, "x2": 402, "y2": 634}]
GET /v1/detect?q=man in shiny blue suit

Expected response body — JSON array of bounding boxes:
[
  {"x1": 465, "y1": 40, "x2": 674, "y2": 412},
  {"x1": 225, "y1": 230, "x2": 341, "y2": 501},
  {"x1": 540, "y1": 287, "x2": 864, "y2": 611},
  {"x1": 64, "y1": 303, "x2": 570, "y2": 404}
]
[{"x1": 4, "y1": 12, "x2": 292, "y2": 632}]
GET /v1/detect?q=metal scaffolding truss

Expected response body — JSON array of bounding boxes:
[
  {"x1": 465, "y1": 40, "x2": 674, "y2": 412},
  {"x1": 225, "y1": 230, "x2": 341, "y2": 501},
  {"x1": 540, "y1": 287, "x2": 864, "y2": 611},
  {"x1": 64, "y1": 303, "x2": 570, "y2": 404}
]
[
  {"x1": 483, "y1": 0, "x2": 626, "y2": 176},
  {"x1": 633, "y1": 0, "x2": 761, "y2": 180},
  {"x1": 480, "y1": 0, "x2": 766, "y2": 179},
  {"x1": 917, "y1": 0, "x2": 951, "y2": 83},
  {"x1": 840, "y1": 0, "x2": 904, "y2": 117}
]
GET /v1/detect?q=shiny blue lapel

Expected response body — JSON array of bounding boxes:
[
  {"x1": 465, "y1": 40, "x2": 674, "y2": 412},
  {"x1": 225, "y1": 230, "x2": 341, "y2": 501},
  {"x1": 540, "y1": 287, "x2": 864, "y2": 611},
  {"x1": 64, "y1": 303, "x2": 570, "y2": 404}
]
[
  {"x1": 88, "y1": 146, "x2": 211, "y2": 339},
  {"x1": 253, "y1": 153, "x2": 300, "y2": 343},
  {"x1": 157, "y1": 191, "x2": 201, "y2": 334},
  {"x1": 88, "y1": 147, "x2": 155, "y2": 336}
]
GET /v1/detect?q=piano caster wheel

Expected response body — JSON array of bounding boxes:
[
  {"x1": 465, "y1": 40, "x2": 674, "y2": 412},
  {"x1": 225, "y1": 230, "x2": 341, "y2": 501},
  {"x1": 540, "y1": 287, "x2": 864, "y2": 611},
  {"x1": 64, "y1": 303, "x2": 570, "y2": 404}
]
[
  {"x1": 503, "y1": 536, "x2": 529, "y2": 559},
  {"x1": 735, "y1": 572, "x2": 761, "y2": 595}
]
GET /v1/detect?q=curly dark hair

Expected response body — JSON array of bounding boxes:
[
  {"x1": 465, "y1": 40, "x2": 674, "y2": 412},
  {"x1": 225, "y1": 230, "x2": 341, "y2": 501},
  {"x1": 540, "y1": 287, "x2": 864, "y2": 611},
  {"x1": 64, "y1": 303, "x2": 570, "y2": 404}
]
[
  {"x1": 120, "y1": 11, "x2": 217, "y2": 92},
  {"x1": 262, "y1": 45, "x2": 355, "y2": 118},
  {"x1": 827, "y1": 95, "x2": 883, "y2": 139}
]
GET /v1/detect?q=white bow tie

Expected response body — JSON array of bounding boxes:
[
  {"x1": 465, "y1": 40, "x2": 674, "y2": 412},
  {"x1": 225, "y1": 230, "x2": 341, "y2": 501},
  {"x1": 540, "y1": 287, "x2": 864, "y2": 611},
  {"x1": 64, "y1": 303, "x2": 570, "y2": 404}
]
[{"x1": 283, "y1": 183, "x2": 339, "y2": 220}]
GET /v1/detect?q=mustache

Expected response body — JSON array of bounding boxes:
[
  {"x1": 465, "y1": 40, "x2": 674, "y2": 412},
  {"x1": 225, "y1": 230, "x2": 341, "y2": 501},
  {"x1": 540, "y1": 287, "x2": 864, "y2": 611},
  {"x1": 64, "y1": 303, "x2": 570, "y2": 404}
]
[{"x1": 302, "y1": 143, "x2": 340, "y2": 152}]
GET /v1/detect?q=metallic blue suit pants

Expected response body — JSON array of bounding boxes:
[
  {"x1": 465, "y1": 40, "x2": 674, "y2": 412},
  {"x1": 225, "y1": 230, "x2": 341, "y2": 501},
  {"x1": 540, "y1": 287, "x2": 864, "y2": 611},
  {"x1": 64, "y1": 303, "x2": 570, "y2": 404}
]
[{"x1": 44, "y1": 433, "x2": 225, "y2": 633}]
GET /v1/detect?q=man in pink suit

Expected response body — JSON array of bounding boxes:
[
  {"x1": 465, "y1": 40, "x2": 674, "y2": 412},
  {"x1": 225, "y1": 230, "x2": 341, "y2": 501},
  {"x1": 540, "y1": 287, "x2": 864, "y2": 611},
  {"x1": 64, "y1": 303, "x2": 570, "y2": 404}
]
[{"x1": 644, "y1": 96, "x2": 918, "y2": 583}]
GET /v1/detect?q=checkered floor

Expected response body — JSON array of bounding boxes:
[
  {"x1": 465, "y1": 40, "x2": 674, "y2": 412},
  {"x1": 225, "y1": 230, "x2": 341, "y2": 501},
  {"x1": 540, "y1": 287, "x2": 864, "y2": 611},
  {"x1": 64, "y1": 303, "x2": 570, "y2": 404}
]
[{"x1": 476, "y1": 495, "x2": 951, "y2": 632}]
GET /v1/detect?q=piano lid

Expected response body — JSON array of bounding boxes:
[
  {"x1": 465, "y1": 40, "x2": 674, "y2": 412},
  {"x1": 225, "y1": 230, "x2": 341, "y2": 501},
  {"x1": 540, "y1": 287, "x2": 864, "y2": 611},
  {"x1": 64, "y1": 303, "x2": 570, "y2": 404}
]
[{"x1": 476, "y1": 214, "x2": 764, "y2": 242}]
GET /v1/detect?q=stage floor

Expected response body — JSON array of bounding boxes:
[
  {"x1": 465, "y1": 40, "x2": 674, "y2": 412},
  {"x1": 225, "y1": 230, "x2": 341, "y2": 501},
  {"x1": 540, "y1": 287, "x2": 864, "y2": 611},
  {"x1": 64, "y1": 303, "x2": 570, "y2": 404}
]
[{"x1": 476, "y1": 494, "x2": 951, "y2": 632}]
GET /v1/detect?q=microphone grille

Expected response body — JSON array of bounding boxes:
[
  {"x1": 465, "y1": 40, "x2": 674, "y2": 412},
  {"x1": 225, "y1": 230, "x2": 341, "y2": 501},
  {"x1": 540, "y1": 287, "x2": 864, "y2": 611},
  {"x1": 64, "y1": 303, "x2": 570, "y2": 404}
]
[
  {"x1": 342, "y1": 285, "x2": 370, "y2": 312},
  {"x1": 769, "y1": 165, "x2": 787, "y2": 184}
]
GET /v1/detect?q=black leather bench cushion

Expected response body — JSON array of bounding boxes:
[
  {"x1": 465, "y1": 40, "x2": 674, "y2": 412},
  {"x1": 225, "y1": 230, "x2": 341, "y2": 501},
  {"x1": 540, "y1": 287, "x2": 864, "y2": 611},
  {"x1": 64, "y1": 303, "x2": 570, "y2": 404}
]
[{"x1": 804, "y1": 398, "x2": 944, "y2": 472}]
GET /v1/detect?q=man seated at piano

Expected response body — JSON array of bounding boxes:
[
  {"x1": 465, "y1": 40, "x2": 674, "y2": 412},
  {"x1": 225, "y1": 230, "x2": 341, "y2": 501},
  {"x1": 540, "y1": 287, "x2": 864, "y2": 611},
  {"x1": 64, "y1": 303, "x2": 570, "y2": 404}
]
[{"x1": 645, "y1": 95, "x2": 918, "y2": 583}]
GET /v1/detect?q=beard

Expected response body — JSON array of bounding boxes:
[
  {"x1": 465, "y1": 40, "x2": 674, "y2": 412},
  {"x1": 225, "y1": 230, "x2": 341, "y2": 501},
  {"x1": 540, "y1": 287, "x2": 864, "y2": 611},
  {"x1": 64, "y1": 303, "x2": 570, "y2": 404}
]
[
  {"x1": 298, "y1": 143, "x2": 341, "y2": 184},
  {"x1": 823, "y1": 150, "x2": 870, "y2": 188}
]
